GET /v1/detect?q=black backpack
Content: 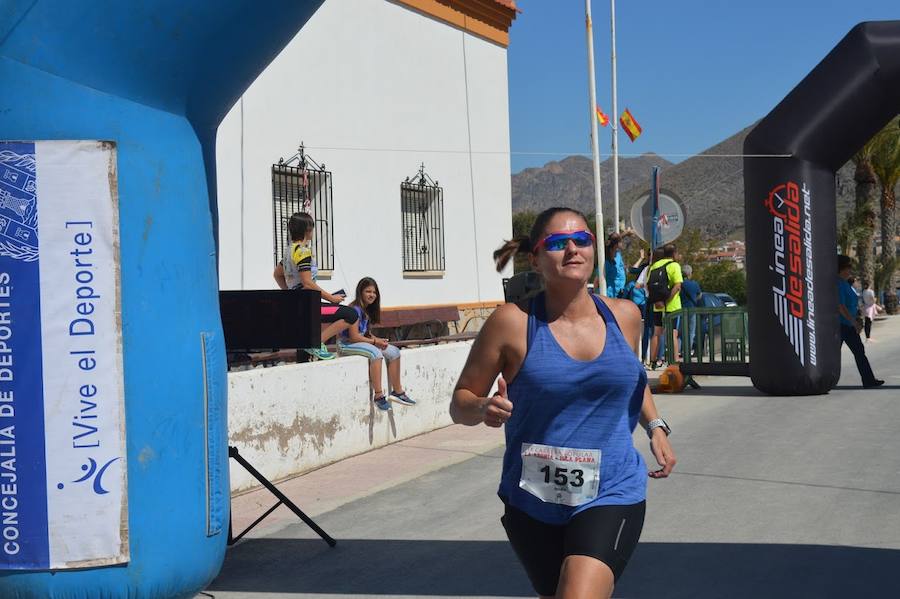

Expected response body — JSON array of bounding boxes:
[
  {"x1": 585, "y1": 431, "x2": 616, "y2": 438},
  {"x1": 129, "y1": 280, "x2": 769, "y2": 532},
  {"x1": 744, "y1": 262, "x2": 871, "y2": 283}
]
[{"x1": 646, "y1": 260, "x2": 674, "y2": 304}]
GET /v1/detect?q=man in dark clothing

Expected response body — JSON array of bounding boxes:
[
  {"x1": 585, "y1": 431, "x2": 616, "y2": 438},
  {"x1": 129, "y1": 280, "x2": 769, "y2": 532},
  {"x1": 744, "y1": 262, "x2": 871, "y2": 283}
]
[
  {"x1": 680, "y1": 264, "x2": 702, "y2": 356},
  {"x1": 837, "y1": 255, "x2": 883, "y2": 388}
]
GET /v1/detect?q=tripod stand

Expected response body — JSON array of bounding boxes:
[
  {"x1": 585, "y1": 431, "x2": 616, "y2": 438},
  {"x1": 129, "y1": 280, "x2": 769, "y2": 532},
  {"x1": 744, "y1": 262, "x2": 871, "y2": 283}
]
[{"x1": 227, "y1": 445, "x2": 336, "y2": 547}]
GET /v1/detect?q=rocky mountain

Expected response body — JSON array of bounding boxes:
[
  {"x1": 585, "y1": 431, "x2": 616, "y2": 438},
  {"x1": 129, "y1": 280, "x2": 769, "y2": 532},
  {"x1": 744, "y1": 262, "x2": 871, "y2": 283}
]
[
  {"x1": 511, "y1": 153, "x2": 673, "y2": 217},
  {"x1": 512, "y1": 125, "x2": 860, "y2": 241}
]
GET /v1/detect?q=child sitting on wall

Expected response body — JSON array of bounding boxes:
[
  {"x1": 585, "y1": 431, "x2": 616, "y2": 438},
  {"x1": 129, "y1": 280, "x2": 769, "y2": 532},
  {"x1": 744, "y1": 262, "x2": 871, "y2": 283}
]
[
  {"x1": 339, "y1": 277, "x2": 415, "y2": 411},
  {"x1": 273, "y1": 212, "x2": 358, "y2": 360}
]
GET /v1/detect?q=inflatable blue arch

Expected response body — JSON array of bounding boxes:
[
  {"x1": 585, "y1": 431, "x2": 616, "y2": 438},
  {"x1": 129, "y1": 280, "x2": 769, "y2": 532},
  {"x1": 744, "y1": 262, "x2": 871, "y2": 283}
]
[
  {"x1": 0, "y1": 1, "x2": 323, "y2": 597},
  {"x1": 744, "y1": 21, "x2": 900, "y2": 395}
]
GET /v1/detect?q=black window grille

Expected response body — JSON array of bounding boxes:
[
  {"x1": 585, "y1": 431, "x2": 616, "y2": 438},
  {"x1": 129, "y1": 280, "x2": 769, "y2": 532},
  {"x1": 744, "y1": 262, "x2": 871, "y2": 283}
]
[
  {"x1": 401, "y1": 164, "x2": 445, "y2": 273},
  {"x1": 272, "y1": 144, "x2": 334, "y2": 272}
]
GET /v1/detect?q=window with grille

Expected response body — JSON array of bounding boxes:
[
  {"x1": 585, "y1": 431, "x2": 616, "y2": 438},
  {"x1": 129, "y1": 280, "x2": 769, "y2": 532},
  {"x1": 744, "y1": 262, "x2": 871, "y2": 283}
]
[
  {"x1": 401, "y1": 168, "x2": 445, "y2": 273},
  {"x1": 272, "y1": 156, "x2": 334, "y2": 274}
]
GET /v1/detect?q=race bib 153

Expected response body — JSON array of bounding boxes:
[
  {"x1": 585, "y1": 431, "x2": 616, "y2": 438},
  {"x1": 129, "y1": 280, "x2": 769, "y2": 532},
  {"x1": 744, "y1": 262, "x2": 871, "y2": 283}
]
[{"x1": 519, "y1": 443, "x2": 600, "y2": 507}]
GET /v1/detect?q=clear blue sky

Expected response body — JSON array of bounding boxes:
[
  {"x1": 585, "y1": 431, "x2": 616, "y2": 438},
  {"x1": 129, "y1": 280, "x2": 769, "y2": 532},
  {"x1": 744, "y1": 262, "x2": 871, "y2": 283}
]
[{"x1": 507, "y1": 1, "x2": 899, "y2": 173}]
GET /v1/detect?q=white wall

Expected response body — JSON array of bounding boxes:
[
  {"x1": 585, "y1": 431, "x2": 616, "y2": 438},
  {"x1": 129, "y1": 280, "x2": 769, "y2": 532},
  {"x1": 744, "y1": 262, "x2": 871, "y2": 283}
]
[
  {"x1": 227, "y1": 341, "x2": 473, "y2": 492},
  {"x1": 216, "y1": 0, "x2": 513, "y2": 305}
]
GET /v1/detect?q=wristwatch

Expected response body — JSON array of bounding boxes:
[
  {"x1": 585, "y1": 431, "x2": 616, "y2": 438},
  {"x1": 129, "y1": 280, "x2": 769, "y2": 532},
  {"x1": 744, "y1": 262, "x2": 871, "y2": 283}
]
[{"x1": 647, "y1": 418, "x2": 671, "y2": 438}]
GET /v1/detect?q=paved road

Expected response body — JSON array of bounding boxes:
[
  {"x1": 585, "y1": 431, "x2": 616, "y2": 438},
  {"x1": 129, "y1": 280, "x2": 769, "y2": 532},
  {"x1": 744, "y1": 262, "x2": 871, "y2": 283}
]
[{"x1": 205, "y1": 316, "x2": 900, "y2": 599}]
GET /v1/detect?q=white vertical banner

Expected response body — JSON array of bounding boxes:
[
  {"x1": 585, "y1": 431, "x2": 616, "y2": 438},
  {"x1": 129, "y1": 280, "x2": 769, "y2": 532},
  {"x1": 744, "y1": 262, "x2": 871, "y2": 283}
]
[{"x1": 0, "y1": 140, "x2": 127, "y2": 569}]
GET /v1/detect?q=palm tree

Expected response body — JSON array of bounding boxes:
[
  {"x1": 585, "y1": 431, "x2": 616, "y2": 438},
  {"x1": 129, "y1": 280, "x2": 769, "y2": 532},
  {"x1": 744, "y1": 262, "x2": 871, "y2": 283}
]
[
  {"x1": 870, "y1": 117, "x2": 900, "y2": 313},
  {"x1": 852, "y1": 139, "x2": 879, "y2": 290},
  {"x1": 838, "y1": 207, "x2": 871, "y2": 256}
]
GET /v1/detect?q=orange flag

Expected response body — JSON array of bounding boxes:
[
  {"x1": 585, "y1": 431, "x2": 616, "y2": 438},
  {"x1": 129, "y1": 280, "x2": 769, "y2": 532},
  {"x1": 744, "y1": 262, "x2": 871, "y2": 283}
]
[
  {"x1": 595, "y1": 105, "x2": 610, "y2": 127},
  {"x1": 620, "y1": 108, "x2": 642, "y2": 142}
]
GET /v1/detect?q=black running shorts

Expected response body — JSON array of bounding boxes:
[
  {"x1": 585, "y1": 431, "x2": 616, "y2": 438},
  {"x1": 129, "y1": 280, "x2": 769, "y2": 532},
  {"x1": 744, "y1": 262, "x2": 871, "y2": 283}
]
[
  {"x1": 501, "y1": 501, "x2": 645, "y2": 596},
  {"x1": 320, "y1": 303, "x2": 358, "y2": 325}
]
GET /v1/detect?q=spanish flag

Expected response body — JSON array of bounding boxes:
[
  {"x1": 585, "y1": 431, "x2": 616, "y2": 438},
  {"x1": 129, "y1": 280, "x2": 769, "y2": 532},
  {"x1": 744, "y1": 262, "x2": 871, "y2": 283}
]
[
  {"x1": 595, "y1": 105, "x2": 610, "y2": 127},
  {"x1": 620, "y1": 108, "x2": 642, "y2": 142}
]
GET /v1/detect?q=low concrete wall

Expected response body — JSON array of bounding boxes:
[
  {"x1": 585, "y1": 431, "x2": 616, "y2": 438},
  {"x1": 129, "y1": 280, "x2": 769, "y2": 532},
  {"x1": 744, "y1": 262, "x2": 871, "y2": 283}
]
[{"x1": 227, "y1": 341, "x2": 474, "y2": 492}]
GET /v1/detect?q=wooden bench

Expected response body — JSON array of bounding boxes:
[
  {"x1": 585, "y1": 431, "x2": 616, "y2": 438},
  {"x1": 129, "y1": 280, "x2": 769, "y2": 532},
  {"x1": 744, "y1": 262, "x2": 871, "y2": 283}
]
[{"x1": 371, "y1": 305, "x2": 479, "y2": 348}]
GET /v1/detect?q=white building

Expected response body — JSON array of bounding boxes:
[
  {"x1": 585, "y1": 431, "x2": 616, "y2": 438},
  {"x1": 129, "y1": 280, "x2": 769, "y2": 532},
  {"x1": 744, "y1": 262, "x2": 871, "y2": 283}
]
[{"x1": 216, "y1": 0, "x2": 518, "y2": 309}]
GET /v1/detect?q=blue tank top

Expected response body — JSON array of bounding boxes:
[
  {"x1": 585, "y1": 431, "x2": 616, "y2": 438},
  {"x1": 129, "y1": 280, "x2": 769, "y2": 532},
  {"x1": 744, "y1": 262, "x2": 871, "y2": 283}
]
[
  {"x1": 498, "y1": 292, "x2": 648, "y2": 524},
  {"x1": 340, "y1": 305, "x2": 368, "y2": 340}
]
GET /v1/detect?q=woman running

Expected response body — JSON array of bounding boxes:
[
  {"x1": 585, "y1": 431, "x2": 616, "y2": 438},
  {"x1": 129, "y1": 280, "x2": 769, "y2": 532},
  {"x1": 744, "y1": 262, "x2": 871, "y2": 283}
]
[
  {"x1": 339, "y1": 277, "x2": 415, "y2": 411},
  {"x1": 450, "y1": 206, "x2": 676, "y2": 598}
]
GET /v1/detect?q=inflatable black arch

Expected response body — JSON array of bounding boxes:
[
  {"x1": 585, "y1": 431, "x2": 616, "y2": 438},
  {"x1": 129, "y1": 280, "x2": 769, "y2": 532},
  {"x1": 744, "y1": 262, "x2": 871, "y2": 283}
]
[{"x1": 744, "y1": 21, "x2": 900, "y2": 395}]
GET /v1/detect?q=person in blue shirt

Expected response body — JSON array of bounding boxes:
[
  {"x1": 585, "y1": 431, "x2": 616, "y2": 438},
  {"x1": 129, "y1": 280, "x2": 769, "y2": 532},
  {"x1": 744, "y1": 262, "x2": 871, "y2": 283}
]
[
  {"x1": 604, "y1": 232, "x2": 627, "y2": 298},
  {"x1": 451, "y1": 207, "x2": 675, "y2": 598},
  {"x1": 679, "y1": 265, "x2": 702, "y2": 357},
  {"x1": 837, "y1": 254, "x2": 883, "y2": 388},
  {"x1": 598, "y1": 228, "x2": 640, "y2": 298}
]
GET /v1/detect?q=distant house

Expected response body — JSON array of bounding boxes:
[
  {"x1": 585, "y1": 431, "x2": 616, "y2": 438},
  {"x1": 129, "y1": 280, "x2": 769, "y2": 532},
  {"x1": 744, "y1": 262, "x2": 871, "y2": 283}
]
[
  {"x1": 706, "y1": 240, "x2": 746, "y2": 269},
  {"x1": 216, "y1": 0, "x2": 518, "y2": 310}
]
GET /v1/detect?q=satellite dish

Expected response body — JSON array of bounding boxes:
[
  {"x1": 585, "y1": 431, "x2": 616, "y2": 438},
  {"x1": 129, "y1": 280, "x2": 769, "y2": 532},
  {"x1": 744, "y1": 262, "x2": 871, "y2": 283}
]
[{"x1": 630, "y1": 188, "x2": 686, "y2": 245}]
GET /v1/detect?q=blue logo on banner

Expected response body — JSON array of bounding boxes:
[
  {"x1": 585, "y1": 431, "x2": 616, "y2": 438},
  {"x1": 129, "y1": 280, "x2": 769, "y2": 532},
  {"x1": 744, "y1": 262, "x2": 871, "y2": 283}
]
[
  {"x1": 57, "y1": 457, "x2": 120, "y2": 495},
  {"x1": 0, "y1": 142, "x2": 50, "y2": 569},
  {"x1": 0, "y1": 149, "x2": 38, "y2": 262}
]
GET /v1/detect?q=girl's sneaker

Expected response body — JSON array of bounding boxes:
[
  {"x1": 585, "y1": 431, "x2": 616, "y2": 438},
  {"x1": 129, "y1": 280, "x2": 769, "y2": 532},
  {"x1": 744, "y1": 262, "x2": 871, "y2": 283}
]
[
  {"x1": 390, "y1": 391, "x2": 416, "y2": 406},
  {"x1": 304, "y1": 343, "x2": 335, "y2": 360},
  {"x1": 374, "y1": 395, "x2": 392, "y2": 411}
]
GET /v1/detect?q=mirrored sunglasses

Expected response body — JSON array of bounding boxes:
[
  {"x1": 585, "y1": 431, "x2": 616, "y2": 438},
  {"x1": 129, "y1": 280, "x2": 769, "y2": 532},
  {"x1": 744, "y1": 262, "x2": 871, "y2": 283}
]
[{"x1": 534, "y1": 230, "x2": 595, "y2": 253}]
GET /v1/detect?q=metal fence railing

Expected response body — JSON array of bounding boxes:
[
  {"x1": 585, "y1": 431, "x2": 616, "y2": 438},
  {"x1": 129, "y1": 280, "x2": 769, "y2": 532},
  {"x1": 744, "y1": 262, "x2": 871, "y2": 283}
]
[{"x1": 664, "y1": 306, "x2": 750, "y2": 377}]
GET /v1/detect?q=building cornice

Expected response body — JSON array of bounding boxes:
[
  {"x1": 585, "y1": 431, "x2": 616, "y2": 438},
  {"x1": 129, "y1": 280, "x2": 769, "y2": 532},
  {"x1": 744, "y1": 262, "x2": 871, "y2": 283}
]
[{"x1": 392, "y1": 0, "x2": 518, "y2": 47}]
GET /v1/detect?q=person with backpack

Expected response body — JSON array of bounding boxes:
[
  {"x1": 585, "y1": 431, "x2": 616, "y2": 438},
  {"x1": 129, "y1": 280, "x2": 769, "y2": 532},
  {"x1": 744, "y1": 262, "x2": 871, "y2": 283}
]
[
  {"x1": 646, "y1": 244, "x2": 683, "y2": 369},
  {"x1": 635, "y1": 248, "x2": 663, "y2": 365}
]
